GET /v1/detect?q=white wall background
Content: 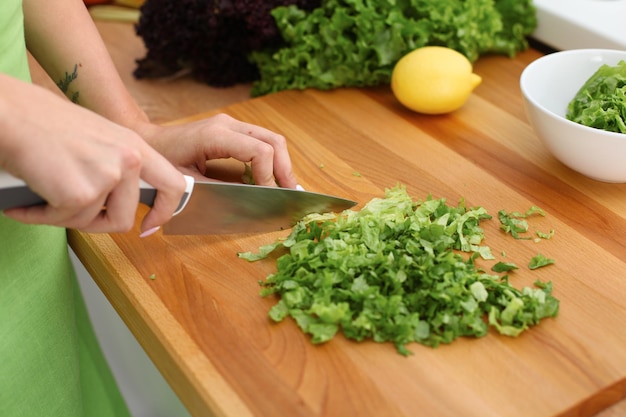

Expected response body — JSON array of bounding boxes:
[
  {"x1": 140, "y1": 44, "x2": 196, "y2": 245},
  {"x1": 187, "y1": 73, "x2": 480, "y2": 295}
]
[{"x1": 71, "y1": 250, "x2": 191, "y2": 417}]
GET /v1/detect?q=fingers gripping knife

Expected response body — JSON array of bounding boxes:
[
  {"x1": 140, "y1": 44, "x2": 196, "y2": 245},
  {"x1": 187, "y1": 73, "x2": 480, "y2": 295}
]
[{"x1": 0, "y1": 171, "x2": 356, "y2": 234}]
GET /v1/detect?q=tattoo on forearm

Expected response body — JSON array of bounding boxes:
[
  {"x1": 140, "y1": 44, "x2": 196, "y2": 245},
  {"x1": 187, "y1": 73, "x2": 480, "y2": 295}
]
[{"x1": 56, "y1": 64, "x2": 80, "y2": 104}]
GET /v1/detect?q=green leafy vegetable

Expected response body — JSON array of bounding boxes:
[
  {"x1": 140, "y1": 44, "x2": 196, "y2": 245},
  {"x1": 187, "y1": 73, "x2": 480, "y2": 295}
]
[
  {"x1": 535, "y1": 229, "x2": 555, "y2": 241},
  {"x1": 529, "y1": 254, "x2": 555, "y2": 270},
  {"x1": 491, "y1": 262, "x2": 519, "y2": 273},
  {"x1": 498, "y1": 206, "x2": 546, "y2": 239},
  {"x1": 239, "y1": 186, "x2": 559, "y2": 355},
  {"x1": 134, "y1": 0, "x2": 536, "y2": 95},
  {"x1": 250, "y1": 0, "x2": 537, "y2": 96},
  {"x1": 566, "y1": 60, "x2": 626, "y2": 134}
]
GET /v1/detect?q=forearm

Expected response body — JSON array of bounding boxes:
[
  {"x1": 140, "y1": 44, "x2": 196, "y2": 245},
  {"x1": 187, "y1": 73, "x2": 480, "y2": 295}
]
[{"x1": 22, "y1": 0, "x2": 150, "y2": 130}]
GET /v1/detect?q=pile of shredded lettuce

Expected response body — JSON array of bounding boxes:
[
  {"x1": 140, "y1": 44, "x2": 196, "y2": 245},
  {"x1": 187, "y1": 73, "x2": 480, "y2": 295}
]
[
  {"x1": 239, "y1": 186, "x2": 559, "y2": 356},
  {"x1": 250, "y1": 0, "x2": 537, "y2": 96},
  {"x1": 566, "y1": 60, "x2": 626, "y2": 134}
]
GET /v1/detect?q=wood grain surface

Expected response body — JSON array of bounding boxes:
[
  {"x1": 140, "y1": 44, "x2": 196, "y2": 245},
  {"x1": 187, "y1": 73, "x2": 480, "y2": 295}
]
[{"x1": 69, "y1": 47, "x2": 626, "y2": 417}]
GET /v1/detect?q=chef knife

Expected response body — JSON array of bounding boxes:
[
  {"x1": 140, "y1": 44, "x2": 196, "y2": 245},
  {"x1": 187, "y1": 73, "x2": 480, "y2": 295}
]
[{"x1": 0, "y1": 171, "x2": 357, "y2": 234}]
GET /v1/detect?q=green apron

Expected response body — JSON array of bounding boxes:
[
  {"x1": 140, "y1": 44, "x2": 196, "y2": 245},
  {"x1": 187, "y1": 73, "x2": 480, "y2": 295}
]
[{"x1": 0, "y1": 2, "x2": 131, "y2": 416}]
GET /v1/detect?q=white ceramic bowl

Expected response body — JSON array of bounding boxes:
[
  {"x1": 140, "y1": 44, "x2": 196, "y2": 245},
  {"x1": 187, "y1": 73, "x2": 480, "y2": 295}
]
[{"x1": 520, "y1": 49, "x2": 626, "y2": 183}]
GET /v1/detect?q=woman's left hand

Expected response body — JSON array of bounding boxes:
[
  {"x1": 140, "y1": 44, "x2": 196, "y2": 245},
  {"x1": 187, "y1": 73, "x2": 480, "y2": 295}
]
[{"x1": 136, "y1": 113, "x2": 299, "y2": 189}]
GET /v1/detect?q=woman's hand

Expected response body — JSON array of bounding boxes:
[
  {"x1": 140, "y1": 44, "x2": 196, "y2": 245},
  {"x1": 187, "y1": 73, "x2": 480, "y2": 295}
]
[
  {"x1": 136, "y1": 113, "x2": 299, "y2": 189},
  {"x1": 9, "y1": 0, "x2": 297, "y2": 236},
  {"x1": 0, "y1": 75, "x2": 187, "y2": 235}
]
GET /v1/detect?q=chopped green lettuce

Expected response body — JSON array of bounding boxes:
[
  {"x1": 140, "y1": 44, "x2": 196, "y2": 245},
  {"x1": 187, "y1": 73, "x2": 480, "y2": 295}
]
[
  {"x1": 498, "y1": 206, "x2": 546, "y2": 240},
  {"x1": 239, "y1": 186, "x2": 559, "y2": 355},
  {"x1": 535, "y1": 229, "x2": 555, "y2": 241},
  {"x1": 566, "y1": 60, "x2": 626, "y2": 134},
  {"x1": 491, "y1": 262, "x2": 519, "y2": 273},
  {"x1": 529, "y1": 254, "x2": 555, "y2": 270}
]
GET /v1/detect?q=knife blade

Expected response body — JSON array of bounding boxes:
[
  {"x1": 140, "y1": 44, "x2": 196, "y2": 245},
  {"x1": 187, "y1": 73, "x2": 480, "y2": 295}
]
[
  {"x1": 0, "y1": 170, "x2": 357, "y2": 234},
  {"x1": 163, "y1": 180, "x2": 356, "y2": 234}
]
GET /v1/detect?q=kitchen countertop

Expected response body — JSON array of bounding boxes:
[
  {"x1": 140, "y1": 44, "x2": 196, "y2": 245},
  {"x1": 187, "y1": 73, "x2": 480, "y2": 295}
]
[{"x1": 67, "y1": 40, "x2": 626, "y2": 417}]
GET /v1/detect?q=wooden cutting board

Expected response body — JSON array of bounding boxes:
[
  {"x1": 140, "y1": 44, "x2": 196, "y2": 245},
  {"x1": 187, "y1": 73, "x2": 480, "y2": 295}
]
[{"x1": 69, "y1": 48, "x2": 626, "y2": 417}]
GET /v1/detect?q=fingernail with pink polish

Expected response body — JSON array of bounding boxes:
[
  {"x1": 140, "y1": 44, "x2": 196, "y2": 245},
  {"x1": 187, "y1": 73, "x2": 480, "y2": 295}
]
[{"x1": 139, "y1": 226, "x2": 161, "y2": 238}]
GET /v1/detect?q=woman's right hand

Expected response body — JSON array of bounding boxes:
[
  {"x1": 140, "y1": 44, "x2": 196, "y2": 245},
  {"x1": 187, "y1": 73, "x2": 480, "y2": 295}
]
[{"x1": 0, "y1": 74, "x2": 187, "y2": 235}]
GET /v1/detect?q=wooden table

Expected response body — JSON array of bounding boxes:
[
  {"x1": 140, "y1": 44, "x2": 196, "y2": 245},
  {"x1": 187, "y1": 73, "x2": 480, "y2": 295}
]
[{"x1": 68, "y1": 48, "x2": 626, "y2": 417}]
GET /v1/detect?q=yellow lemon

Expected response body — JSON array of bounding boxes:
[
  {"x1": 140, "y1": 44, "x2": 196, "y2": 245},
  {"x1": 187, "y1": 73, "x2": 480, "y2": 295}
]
[{"x1": 391, "y1": 46, "x2": 482, "y2": 115}]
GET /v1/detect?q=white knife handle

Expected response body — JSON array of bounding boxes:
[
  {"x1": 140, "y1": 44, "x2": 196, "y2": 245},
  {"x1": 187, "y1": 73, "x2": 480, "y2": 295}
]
[
  {"x1": 138, "y1": 175, "x2": 194, "y2": 215},
  {"x1": 0, "y1": 170, "x2": 194, "y2": 216}
]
